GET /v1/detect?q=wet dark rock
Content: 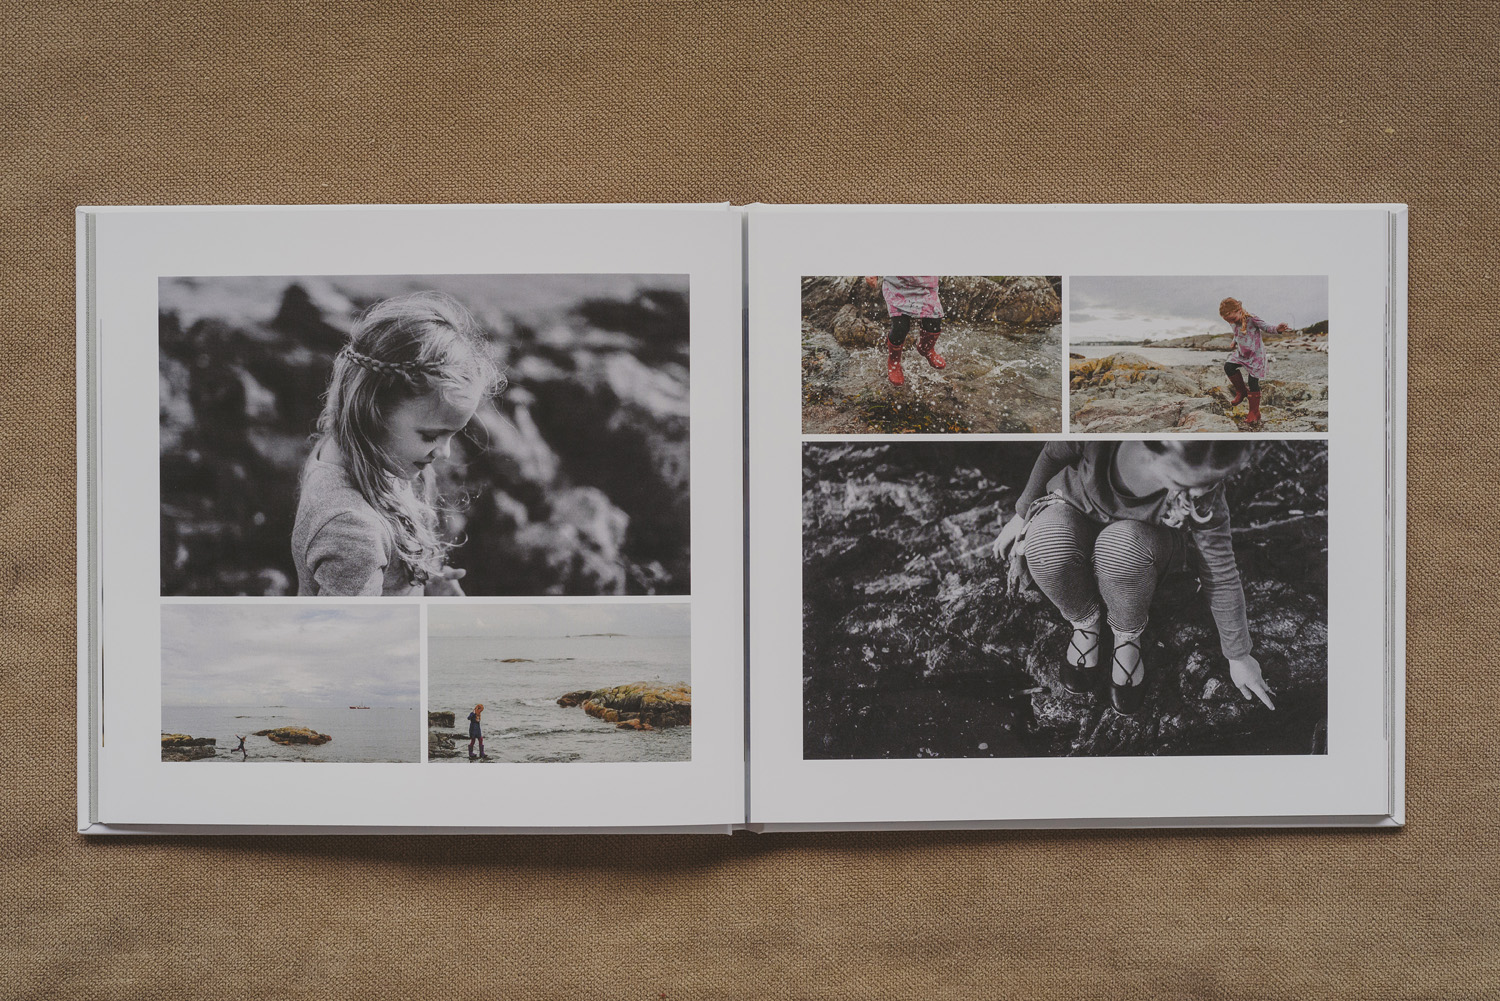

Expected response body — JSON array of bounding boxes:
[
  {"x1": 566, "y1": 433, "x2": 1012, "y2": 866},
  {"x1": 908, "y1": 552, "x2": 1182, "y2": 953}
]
[
  {"x1": 428, "y1": 711, "x2": 455, "y2": 728},
  {"x1": 803, "y1": 442, "x2": 1327, "y2": 758},
  {"x1": 162, "y1": 745, "x2": 217, "y2": 762}
]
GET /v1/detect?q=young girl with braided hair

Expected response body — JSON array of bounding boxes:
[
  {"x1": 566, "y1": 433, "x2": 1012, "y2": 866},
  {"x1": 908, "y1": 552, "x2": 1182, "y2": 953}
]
[
  {"x1": 1219, "y1": 296, "x2": 1291, "y2": 425},
  {"x1": 993, "y1": 440, "x2": 1276, "y2": 715},
  {"x1": 292, "y1": 292, "x2": 502, "y2": 596}
]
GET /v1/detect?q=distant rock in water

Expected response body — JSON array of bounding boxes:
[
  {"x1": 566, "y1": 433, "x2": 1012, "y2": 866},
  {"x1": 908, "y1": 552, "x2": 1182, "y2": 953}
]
[
  {"x1": 253, "y1": 726, "x2": 332, "y2": 745},
  {"x1": 556, "y1": 683, "x2": 691, "y2": 729},
  {"x1": 428, "y1": 711, "x2": 456, "y2": 728}
]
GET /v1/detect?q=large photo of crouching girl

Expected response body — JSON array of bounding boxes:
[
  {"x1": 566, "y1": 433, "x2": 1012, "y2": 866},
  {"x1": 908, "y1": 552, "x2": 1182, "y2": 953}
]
[
  {"x1": 802, "y1": 439, "x2": 1327, "y2": 758},
  {"x1": 158, "y1": 274, "x2": 690, "y2": 596}
]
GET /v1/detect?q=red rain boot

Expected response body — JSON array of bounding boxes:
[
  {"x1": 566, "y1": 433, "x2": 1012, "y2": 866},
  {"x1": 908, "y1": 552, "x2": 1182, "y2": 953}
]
[
  {"x1": 1246, "y1": 391, "x2": 1261, "y2": 424},
  {"x1": 916, "y1": 330, "x2": 946, "y2": 369},
  {"x1": 886, "y1": 339, "x2": 906, "y2": 386},
  {"x1": 1226, "y1": 368, "x2": 1248, "y2": 406}
]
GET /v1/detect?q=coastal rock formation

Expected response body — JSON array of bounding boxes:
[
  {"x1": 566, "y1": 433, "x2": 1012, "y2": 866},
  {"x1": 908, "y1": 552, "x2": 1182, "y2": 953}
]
[
  {"x1": 162, "y1": 745, "x2": 217, "y2": 762},
  {"x1": 802, "y1": 442, "x2": 1328, "y2": 758},
  {"x1": 428, "y1": 730, "x2": 460, "y2": 759},
  {"x1": 253, "y1": 726, "x2": 332, "y2": 745},
  {"x1": 801, "y1": 277, "x2": 1064, "y2": 435},
  {"x1": 1070, "y1": 350, "x2": 1329, "y2": 434},
  {"x1": 161, "y1": 733, "x2": 217, "y2": 747},
  {"x1": 557, "y1": 683, "x2": 692, "y2": 729},
  {"x1": 427, "y1": 711, "x2": 456, "y2": 728},
  {"x1": 159, "y1": 277, "x2": 690, "y2": 597}
]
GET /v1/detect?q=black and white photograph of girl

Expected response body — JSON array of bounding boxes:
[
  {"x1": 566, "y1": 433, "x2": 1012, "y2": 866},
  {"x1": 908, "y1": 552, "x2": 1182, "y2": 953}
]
[
  {"x1": 159, "y1": 274, "x2": 690, "y2": 597},
  {"x1": 161, "y1": 604, "x2": 420, "y2": 762},
  {"x1": 1069, "y1": 275, "x2": 1328, "y2": 433},
  {"x1": 801, "y1": 276, "x2": 1063, "y2": 434},
  {"x1": 802, "y1": 440, "x2": 1327, "y2": 758}
]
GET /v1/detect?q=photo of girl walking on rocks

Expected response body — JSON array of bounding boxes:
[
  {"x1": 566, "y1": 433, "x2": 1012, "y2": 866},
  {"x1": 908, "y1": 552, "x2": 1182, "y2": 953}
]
[
  {"x1": 426, "y1": 603, "x2": 691, "y2": 764},
  {"x1": 1069, "y1": 275, "x2": 1328, "y2": 434},
  {"x1": 802, "y1": 440, "x2": 1327, "y2": 758},
  {"x1": 159, "y1": 274, "x2": 691, "y2": 596},
  {"x1": 801, "y1": 276, "x2": 1063, "y2": 434}
]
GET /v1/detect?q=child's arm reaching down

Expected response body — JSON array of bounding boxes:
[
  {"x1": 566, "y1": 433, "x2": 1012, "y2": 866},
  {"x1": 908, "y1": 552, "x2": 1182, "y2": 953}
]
[{"x1": 1190, "y1": 518, "x2": 1276, "y2": 709}]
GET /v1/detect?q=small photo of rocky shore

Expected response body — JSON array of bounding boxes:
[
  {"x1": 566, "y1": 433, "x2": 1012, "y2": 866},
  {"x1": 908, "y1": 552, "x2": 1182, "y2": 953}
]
[
  {"x1": 426, "y1": 603, "x2": 691, "y2": 764},
  {"x1": 159, "y1": 273, "x2": 690, "y2": 597},
  {"x1": 161, "y1": 604, "x2": 421, "y2": 762},
  {"x1": 803, "y1": 440, "x2": 1328, "y2": 758},
  {"x1": 1069, "y1": 275, "x2": 1329, "y2": 433},
  {"x1": 801, "y1": 276, "x2": 1063, "y2": 434}
]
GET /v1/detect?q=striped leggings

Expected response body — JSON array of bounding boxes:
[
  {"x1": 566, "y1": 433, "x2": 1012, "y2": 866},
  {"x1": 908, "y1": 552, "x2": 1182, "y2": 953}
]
[{"x1": 1024, "y1": 502, "x2": 1185, "y2": 640}]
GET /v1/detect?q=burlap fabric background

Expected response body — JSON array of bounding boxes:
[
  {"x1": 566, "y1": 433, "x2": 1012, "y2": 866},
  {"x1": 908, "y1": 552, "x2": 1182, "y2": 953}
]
[{"x1": 4, "y1": 1, "x2": 1495, "y2": 997}]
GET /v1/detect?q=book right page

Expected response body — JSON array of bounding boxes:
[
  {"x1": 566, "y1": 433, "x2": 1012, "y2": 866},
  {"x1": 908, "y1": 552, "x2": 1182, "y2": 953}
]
[{"x1": 747, "y1": 204, "x2": 1404, "y2": 829}]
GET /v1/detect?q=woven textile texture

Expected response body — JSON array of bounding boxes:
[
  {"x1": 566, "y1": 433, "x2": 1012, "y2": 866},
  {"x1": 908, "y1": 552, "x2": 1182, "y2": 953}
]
[{"x1": 4, "y1": 1, "x2": 1498, "y2": 997}]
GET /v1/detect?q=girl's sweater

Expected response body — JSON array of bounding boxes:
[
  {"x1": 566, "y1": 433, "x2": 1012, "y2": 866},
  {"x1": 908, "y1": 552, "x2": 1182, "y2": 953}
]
[
  {"x1": 1226, "y1": 313, "x2": 1276, "y2": 379},
  {"x1": 291, "y1": 458, "x2": 421, "y2": 596},
  {"x1": 1015, "y1": 441, "x2": 1253, "y2": 659}
]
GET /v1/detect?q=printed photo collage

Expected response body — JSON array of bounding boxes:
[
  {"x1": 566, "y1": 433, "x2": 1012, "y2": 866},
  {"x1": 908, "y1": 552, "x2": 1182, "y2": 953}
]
[
  {"x1": 158, "y1": 273, "x2": 694, "y2": 766},
  {"x1": 799, "y1": 274, "x2": 1330, "y2": 760}
]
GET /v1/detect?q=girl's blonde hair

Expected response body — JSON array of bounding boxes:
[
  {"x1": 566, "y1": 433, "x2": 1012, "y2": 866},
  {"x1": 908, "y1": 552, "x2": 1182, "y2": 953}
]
[
  {"x1": 1219, "y1": 297, "x2": 1245, "y2": 321},
  {"x1": 309, "y1": 291, "x2": 503, "y2": 585}
]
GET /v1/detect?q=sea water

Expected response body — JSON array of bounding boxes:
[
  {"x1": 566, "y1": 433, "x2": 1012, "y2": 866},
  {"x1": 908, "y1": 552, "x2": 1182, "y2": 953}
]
[
  {"x1": 428, "y1": 634, "x2": 691, "y2": 763},
  {"x1": 161, "y1": 705, "x2": 420, "y2": 763}
]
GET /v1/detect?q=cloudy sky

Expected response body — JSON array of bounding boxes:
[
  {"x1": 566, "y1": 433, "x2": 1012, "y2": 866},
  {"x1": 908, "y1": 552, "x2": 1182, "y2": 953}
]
[
  {"x1": 1070, "y1": 275, "x2": 1329, "y2": 344},
  {"x1": 428, "y1": 602, "x2": 690, "y2": 639},
  {"x1": 162, "y1": 605, "x2": 420, "y2": 708}
]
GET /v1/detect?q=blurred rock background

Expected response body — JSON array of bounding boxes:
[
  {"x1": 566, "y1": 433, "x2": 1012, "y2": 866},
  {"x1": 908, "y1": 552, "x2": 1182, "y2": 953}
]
[
  {"x1": 802, "y1": 440, "x2": 1327, "y2": 758},
  {"x1": 159, "y1": 274, "x2": 690, "y2": 596}
]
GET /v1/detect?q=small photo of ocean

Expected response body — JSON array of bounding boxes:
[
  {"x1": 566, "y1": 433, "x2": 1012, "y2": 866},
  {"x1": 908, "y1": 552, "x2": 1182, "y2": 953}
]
[
  {"x1": 161, "y1": 604, "x2": 421, "y2": 763},
  {"x1": 428, "y1": 603, "x2": 691, "y2": 764}
]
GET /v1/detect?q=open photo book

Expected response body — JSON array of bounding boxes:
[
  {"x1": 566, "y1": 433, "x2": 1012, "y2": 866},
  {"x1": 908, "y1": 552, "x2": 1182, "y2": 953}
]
[{"x1": 76, "y1": 203, "x2": 1406, "y2": 833}]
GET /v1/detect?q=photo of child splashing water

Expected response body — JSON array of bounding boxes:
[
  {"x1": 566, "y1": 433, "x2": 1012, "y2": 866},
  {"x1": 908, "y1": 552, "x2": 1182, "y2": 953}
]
[
  {"x1": 158, "y1": 274, "x2": 691, "y2": 596},
  {"x1": 801, "y1": 276, "x2": 1064, "y2": 434}
]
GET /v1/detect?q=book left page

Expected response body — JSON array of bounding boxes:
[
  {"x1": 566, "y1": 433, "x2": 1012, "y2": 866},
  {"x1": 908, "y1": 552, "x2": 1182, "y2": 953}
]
[{"x1": 79, "y1": 204, "x2": 744, "y2": 832}]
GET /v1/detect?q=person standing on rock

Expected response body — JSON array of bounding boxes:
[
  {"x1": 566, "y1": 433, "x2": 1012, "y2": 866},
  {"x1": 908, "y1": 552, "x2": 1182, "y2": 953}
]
[
  {"x1": 1219, "y1": 297, "x2": 1291, "y2": 426},
  {"x1": 864, "y1": 276, "x2": 946, "y2": 386},
  {"x1": 467, "y1": 704, "x2": 488, "y2": 760},
  {"x1": 293, "y1": 292, "x2": 503, "y2": 596},
  {"x1": 992, "y1": 440, "x2": 1277, "y2": 716}
]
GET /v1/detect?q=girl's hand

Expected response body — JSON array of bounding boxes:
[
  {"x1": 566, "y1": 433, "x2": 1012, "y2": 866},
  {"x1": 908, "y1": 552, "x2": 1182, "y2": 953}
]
[
  {"x1": 1274, "y1": 323, "x2": 1291, "y2": 334},
  {"x1": 864, "y1": 276, "x2": 880, "y2": 290},
  {"x1": 992, "y1": 513, "x2": 1028, "y2": 561},
  {"x1": 425, "y1": 566, "x2": 467, "y2": 597},
  {"x1": 1228, "y1": 655, "x2": 1275, "y2": 709}
]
